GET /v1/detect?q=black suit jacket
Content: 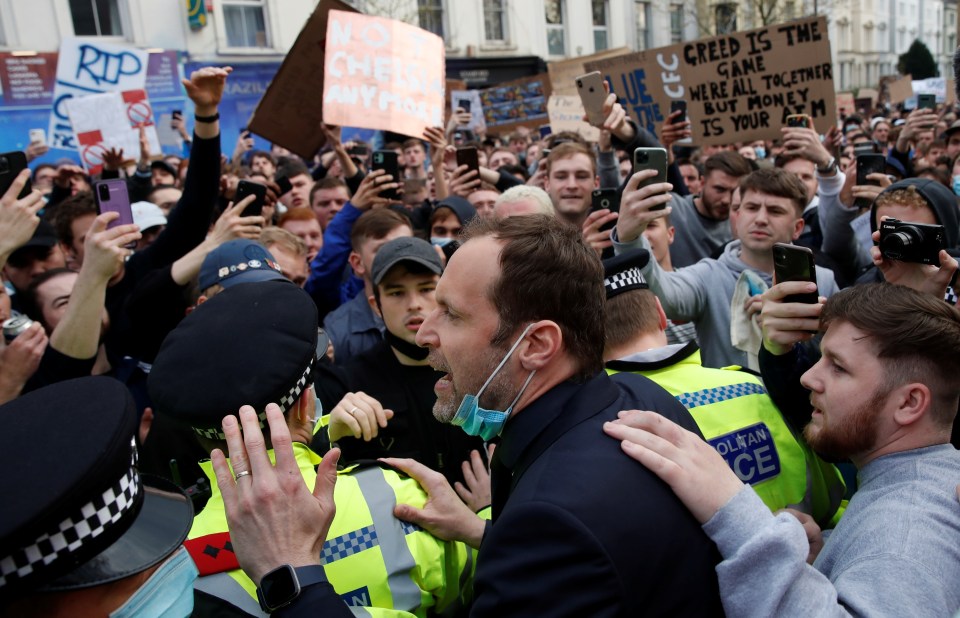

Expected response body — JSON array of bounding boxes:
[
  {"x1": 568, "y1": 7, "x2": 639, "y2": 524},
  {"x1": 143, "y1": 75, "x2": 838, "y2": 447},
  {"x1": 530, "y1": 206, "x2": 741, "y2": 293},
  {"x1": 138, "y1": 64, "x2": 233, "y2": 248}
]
[{"x1": 471, "y1": 371, "x2": 724, "y2": 617}]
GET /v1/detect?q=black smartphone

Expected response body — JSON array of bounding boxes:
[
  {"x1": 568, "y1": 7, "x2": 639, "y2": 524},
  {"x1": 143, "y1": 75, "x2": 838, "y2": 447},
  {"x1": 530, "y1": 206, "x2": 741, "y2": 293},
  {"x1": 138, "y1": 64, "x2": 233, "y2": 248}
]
[
  {"x1": 856, "y1": 154, "x2": 886, "y2": 186},
  {"x1": 786, "y1": 114, "x2": 811, "y2": 128},
  {"x1": 456, "y1": 147, "x2": 480, "y2": 180},
  {"x1": 235, "y1": 180, "x2": 267, "y2": 218},
  {"x1": 670, "y1": 100, "x2": 687, "y2": 122},
  {"x1": 591, "y1": 189, "x2": 621, "y2": 233},
  {"x1": 773, "y1": 243, "x2": 819, "y2": 304},
  {"x1": 633, "y1": 147, "x2": 669, "y2": 210},
  {"x1": 171, "y1": 110, "x2": 182, "y2": 129},
  {"x1": 275, "y1": 175, "x2": 293, "y2": 196},
  {"x1": 371, "y1": 151, "x2": 400, "y2": 201},
  {"x1": 0, "y1": 151, "x2": 31, "y2": 200},
  {"x1": 918, "y1": 93, "x2": 936, "y2": 110},
  {"x1": 853, "y1": 141, "x2": 878, "y2": 156},
  {"x1": 539, "y1": 124, "x2": 552, "y2": 139},
  {"x1": 347, "y1": 144, "x2": 368, "y2": 157},
  {"x1": 458, "y1": 99, "x2": 472, "y2": 113}
]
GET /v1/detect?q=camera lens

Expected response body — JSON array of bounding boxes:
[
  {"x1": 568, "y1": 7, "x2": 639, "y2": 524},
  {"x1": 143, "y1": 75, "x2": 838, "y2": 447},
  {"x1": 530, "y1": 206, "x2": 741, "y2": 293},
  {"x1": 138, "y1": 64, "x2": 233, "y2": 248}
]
[
  {"x1": 0, "y1": 157, "x2": 8, "y2": 173},
  {"x1": 880, "y1": 230, "x2": 917, "y2": 259},
  {"x1": 98, "y1": 185, "x2": 110, "y2": 201},
  {"x1": 601, "y1": 199, "x2": 610, "y2": 208}
]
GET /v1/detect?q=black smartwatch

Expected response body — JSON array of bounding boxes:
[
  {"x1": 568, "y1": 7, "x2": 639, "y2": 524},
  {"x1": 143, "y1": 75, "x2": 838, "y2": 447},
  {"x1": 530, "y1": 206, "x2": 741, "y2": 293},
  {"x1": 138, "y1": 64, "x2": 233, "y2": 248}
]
[{"x1": 256, "y1": 564, "x2": 328, "y2": 613}]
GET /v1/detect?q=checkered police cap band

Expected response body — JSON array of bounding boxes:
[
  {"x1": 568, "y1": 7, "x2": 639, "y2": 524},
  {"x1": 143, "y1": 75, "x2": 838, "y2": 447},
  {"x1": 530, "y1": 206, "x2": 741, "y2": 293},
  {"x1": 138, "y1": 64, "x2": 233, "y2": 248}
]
[
  {"x1": 604, "y1": 267, "x2": 648, "y2": 298},
  {"x1": 0, "y1": 439, "x2": 140, "y2": 588},
  {"x1": 191, "y1": 355, "x2": 317, "y2": 441}
]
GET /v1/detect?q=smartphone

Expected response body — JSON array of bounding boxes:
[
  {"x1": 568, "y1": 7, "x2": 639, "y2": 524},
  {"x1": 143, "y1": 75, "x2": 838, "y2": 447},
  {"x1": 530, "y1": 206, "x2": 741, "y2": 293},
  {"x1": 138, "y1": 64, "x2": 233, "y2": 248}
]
[
  {"x1": 347, "y1": 144, "x2": 368, "y2": 157},
  {"x1": 633, "y1": 147, "x2": 669, "y2": 209},
  {"x1": 0, "y1": 151, "x2": 31, "y2": 200},
  {"x1": 786, "y1": 114, "x2": 811, "y2": 128},
  {"x1": 28, "y1": 129, "x2": 46, "y2": 147},
  {"x1": 539, "y1": 124, "x2": 552, "y2": 139},
  {"x1": 853, "y1": 141, "x2": 878, "y2": 156},
  {"x1": 591, "y1": 189, "x2": 621, "y2": 233},
  {"x1": 371, "y1": 151, "x2": 400, "y2": 201},
  {"x1": 94, "y1": 179, "x2": 136, "y2": 247},
  {"x1": 235, "y1": 180, "x2": 267, "y2": 218},
  {"x1": 170, "y1": 110, "x2": 182, "y2": 130},
  {"x1": 670, "y1": 100, "x2": 687, "y2": 122},
  {"x1": 773, "y1": 243, "x2": 819, "y2": 304},
  {"x1": 576, "y1": 71, "x2": 608, "y2": 126},
  {"x1": 458, "y1": 99, "x2": 472, "y2": 114},
  {"x1": 456, "y1": 147, "x2": 480, "y2": 180},
  {"x1": 918, "y1": 93, "x2": 936, "y2": 110},
  {"x1": 856, "y1": 154, "x2": 886, "y2": 186},
  {"x1": 275, "y1": 175, "x2": 293, "y2": 196}
]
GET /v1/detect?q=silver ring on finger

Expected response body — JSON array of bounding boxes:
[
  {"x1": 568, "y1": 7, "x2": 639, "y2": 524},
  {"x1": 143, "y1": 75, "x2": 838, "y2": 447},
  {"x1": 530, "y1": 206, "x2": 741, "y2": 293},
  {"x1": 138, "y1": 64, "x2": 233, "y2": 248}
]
[
  {"x1": 235, "y1": 470, "x2": 252, "y2": 480},
  {"x1": 349, "y1": 406, "x2": 360, "y2": 417}
]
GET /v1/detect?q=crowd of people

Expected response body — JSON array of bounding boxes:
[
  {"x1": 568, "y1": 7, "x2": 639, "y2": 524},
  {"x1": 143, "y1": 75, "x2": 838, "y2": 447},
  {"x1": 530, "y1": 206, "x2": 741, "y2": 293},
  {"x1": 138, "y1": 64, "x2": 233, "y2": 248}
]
[{"x1": 0, "y1": 48, "x2": 959, "y2": 617}]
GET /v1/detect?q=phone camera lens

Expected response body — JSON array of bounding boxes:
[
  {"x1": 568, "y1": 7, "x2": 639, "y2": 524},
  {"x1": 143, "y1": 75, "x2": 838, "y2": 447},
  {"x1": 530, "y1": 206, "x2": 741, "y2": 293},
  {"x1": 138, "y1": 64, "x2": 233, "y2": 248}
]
[
  {"x1": 0, "y1": 158, "x2": 8, "y2": 173},
  {"x1": 98, "y1": 185, "x2": 109, "y2": 201},
  {"x1": 576, "y1": 80, "x2": 582, "y2": 88}
]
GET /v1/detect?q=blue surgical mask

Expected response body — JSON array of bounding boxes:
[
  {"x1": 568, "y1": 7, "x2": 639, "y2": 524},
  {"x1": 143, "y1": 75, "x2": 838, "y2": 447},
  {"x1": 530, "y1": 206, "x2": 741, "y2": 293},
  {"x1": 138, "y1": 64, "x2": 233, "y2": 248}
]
[
  {"x1": 754, "y1": 146, "x2": 766, "y2": 160},
  {"x1": 109, "y1": 548, "x2": 197, "y2": 618},
  {"x1": 450, "y1": 324, "x2": 536, "y2": 441},
  {"x1": 431, "y1": 237, "x2": 454, "y2": 248},
  {"x1": 952, "y1": 175, "x2": 960, "y2": 197}
]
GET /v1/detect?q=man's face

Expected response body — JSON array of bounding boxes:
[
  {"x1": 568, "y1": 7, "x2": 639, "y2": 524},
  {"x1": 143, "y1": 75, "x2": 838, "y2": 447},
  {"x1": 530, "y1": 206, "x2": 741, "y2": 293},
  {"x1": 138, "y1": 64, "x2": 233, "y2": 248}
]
[
  {"x1": 268, "y1": 244, "x2": 308, "y2": 287},
  {"x1": 403, "y1": 144, "x2": 425, "y2": 169},
  {"x1": 355, "y1": 226, "x2": 414, "y2": 281},
  {"x1": 872, "y1": 123, "x2": 890, "y2": 144},
  {"x1": 926, "y1": 144, "x2": 945, "y2": 161},
  {"x1": 151, "y1": 168, "x2": 176, "y2": 187},
  {"x1": 3, "y1": 245, "x2": 67, "y2": 292},
  {"x1": 643, "y1": 216, "x2": 675, "y2": 267},
  {"x1": 281, "y1": 218, "x2": 323, "y2": 262},
  {"x1": 251, "y1": 155, "x2": 276, "y2": 179},
  {"x1": 283, "y1": 174, "x2": 314, "y2": 209},
  {"x1": 416, "y1": 236, "x2": 520, "y2": 422},
  {"x1": 736, "y1": 189, "x2": 803, "y2": 253},
  {"x1": 699, "y1": 170, "x2": 742, "y2": 220},
  {"x1": 149, "y1": 187, "x2": 182, "y2": 214},
  {"x1": 947, "y1": 133, "x2": 960, "y2": 158},
  {"x1": 781, "y1": 158, "x2": 818, "y2": 203},
  {"x1": 66, "y1": 213, "x2": 97, "y2": 266},
  {"x1": 489, "y1": 151, "x2": 518, "y2": 171},
  {"x1": 800, "y1": 321, "x2": 887, "y2": 461},
  {"x1": 34, "y1": 271, "x2": 108, "y2": 333},
  {"x1": 34, "y1": 168, "x2": 56, "y2": 194},
  {"x1": 375, "y1": 266, "x2": 439, "y2": 346},
  {"x1": 310, "y1": 186, "x2": 348, "y2": 230},
  {"x1": 874, "y1": 201, "x2": 937, "y2": 227},
  {"x1": 431, "y1": 210, "x2": 462, "y2": 239},
  {"x1": 679, "y1": 164, "x2": 702, "y2": 195},
  {"x1": 68, "y1": 174, "x2": 91, "y2": 196},
  {"x1": 468, "y1": 189, "x2": 499, "y2": 218},
  {"x1": 545, "y1": 154, "x2": 597, "y2": 220}
]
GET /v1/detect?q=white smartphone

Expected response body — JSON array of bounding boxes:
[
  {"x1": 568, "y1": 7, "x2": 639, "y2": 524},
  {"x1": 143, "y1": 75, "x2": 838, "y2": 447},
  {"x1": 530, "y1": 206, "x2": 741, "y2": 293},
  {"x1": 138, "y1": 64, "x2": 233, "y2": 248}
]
[
  {"x1": 575, "y1": 71, "x2": 607, "y2": 126},
  {"x1": 29, "y1": 129, "x2": 46, "y2": 147}
]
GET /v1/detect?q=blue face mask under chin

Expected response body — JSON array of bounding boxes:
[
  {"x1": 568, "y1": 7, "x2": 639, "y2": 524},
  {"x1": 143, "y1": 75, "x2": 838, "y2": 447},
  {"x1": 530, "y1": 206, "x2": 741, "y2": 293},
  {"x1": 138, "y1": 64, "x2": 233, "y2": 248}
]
[
  {"x1": 952, "y1": 175, "x2": 960, "y2": 197},
  {"x1": 431, "y1": 237, "x2": 455, "y2": 248},
  {"x1": 450, "y1": 324, "x2": 537, "y2": 441},
  {"x1": 109, "y1": 547, "x2": 198, "y2": 618}
]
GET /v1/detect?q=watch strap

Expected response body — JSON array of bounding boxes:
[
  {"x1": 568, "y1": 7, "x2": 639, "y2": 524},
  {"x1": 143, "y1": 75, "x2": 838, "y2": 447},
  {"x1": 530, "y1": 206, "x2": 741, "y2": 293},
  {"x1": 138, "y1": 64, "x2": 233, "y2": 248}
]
[
  {"x1": 195, "y1": 112, "x2": 220, "y2": 123},
  {"x1": 816, "y1": 156, "x2": 837, "y2": 174}
]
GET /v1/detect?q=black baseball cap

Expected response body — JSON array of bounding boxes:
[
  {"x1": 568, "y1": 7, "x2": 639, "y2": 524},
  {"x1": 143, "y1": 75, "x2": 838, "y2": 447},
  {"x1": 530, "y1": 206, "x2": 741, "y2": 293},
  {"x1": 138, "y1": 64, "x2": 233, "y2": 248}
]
[{"x1": 371, "y1": 237, "x2": 443, "y2": 286}]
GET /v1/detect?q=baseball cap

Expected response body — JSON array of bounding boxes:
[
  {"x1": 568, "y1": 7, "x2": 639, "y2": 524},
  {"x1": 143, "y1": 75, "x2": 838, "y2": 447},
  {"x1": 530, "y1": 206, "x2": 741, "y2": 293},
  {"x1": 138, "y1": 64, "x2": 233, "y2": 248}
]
[
  {"x1": 371, "y1": 236, "x2": 443, "y2": 286},
  {"x1": 198, "y1": 239, "x2": 285, "y2": 291},
  {"x1": 131, "y1": 201, "x2": 167, "y2": 231}
]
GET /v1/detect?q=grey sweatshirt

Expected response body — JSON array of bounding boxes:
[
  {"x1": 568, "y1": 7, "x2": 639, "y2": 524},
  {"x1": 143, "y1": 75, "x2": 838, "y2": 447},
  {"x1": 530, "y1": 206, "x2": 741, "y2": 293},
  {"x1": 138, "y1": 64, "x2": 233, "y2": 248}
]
[
  {"x1": 613, "y1": 236, "x2": 839, "y2": 368},
  {"x1": 667, "y1": 193, "x2": 734, "y2": 268},
  {"x1": 704, "y1": 444, "x2": 960, "y2": 617}
]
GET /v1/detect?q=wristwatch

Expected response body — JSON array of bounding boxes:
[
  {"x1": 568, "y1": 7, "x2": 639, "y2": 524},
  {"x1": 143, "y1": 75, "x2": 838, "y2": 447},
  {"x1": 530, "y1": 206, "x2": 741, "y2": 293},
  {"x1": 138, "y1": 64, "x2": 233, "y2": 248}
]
[
  {"x1": 257, "y1": 564, "x2": 328, "y2": 613},
  {"x1": 816, "y1": 156, "x2": 838, "y2": 175}
]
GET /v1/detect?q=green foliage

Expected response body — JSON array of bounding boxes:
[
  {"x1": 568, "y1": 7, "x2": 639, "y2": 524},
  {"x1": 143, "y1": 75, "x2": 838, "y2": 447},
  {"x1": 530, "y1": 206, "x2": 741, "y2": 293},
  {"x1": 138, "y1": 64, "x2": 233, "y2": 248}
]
[{"x1": 897, "y1": 39, "x2": 939, "y2": 80}]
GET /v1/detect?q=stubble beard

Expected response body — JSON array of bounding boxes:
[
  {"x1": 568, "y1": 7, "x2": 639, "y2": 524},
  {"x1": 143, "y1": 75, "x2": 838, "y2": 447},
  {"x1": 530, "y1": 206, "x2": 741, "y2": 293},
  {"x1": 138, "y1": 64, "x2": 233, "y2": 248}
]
[{"x1": 803, "y1": 387, "x2": 887, "y2": 461}]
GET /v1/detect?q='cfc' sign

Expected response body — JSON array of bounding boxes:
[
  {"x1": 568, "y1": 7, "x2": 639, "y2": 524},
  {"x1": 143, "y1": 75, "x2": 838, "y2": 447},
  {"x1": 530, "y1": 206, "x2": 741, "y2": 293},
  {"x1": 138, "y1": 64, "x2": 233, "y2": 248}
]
[{"x1": 708, "y1": 422, "x2": 781, "y2": 485}]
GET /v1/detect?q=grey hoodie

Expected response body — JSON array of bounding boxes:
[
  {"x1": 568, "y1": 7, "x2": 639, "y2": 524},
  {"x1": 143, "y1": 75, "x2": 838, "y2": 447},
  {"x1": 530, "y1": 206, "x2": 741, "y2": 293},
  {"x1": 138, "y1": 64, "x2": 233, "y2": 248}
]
[{"x1": 613, "y1": 236, "x2": 839, "y2": 369}]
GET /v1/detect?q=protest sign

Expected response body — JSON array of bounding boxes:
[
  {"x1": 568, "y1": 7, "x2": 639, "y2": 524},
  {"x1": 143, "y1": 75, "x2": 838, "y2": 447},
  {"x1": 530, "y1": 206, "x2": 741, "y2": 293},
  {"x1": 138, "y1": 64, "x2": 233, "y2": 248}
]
[
  {"x1": 547, "y1": 47, "x2": 631, "y2": 97},
  {"x1": 322, "y1": 11, "x2": 445, "y2": 138},
  {"x1": 246, "y1": 0, "x2": 357, "y2": 159},
  {"x1": 835, "y1": 92, "x2": 855, "y2": 118},
  {"x1": 911, "y1": 78, "x2": 947, "y2": 102},
  {"x1": 479, "y1": 74, "x2": 551, "y2": 134},
  {"x1": 49, "y1": 38, "x2": 149, "y2": 150},
  {"x1": 585, "y1": 16, "x2": 834, "y2": 145},
  {"x1": 547, "y1": 95, "x2": 600, "y2": 141},
  {"x1": 858, "y1": 88, "x2": 879, "y2": 105},
  {"x1": 451, "y1": 90, "x2": 485, "y2": 131},
  {"x1": 65, "y1": 89, "x2": 160, "y2": 175},
  {"x1": 886, "y1": 75, "x2": 913, "y2": 104}
]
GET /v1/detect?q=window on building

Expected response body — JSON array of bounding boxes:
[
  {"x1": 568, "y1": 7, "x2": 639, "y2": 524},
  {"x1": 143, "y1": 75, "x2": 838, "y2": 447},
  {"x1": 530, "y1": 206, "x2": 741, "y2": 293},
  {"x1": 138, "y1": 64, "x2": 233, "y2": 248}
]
[
  {"x1": 783, "y1": 0, "x2": 795, "y2": 19},
  {"x1": 418, "y1": 0, "x2": 444, "y2": 37},
  {"x1": 223, "y1": 0, "x2": 270, "y2": 48},
  {"x1": 635, "y1": 1, "x2": 651, "y2": 50},
  {"x1": 483, "y1": 0, "x2": 507, "y2": 41},
  {"x1": 715, "y1": 3, "x2": 737, "y2": 35},
  {"x1": 545, "y1": 0, "x2": 566, "y2": 56},
  {"x1": 69, "y1": 0, "x2": 123, "y2": 36},
  {"x1": 592, "y1": 0, "x2": 609, "y2": 51},
  {"x1": 670, "y1": 4, "x2": 684, "y2": 43}
]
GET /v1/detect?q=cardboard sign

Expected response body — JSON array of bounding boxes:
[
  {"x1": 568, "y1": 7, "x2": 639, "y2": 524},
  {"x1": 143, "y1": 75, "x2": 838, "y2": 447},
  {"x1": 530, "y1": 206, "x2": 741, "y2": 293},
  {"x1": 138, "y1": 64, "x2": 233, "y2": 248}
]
[
  {"x1": 65, "y1": 89, "x2": 160, "y2": 175},
  {"x1": 450, "y1": 90, "x2": 485, "y2": 131},
  {"x1": 547, "y1": 47, "x2": 631, "y2": 97},
  {"x1": 322, "y1": 11, "x2": 445, "y2": 138},
  {"x1": 585, "y1": 17, "x2": 835, "y2": 145},
  {"x1": 835, "y1": 92, "x2": 855, "y2": 118},
  {"x1": 547, "y1": 95, "x2": 600, "y2": 141},
  {"x1": 858, "y1": 88, "x2": 879, "y2": 104},
  {"x1": 886, "y1": 75, "x2": 913, "y2": 104},
  {"x1": 479, "y1": 74, "x2": 551, "y2": 134},
  {"x1": 246, "y1": 0, "x2": 357, "y2": 159},
  {"x1": 49, "y1": 39, "x2": 149, "y2": 150}
]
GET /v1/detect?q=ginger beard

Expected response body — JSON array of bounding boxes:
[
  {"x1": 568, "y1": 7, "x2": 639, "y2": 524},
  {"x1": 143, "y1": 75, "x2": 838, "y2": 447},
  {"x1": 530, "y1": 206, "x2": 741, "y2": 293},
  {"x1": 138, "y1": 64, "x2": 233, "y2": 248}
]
[{"x1": 804, "y1": 385, "x2": 888, "y2": 461}]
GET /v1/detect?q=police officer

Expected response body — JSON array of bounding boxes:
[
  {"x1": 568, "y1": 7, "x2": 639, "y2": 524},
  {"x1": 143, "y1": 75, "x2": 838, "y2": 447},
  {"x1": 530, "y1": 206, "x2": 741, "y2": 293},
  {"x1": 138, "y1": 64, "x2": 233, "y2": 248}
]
[
  {"x1": 602, "y1": 250, "x2": 845, "y2": 525},
  {"x1": 0, "y1": 377, "x2": 195, "y2": 616},
  {"x1": 148, "y1": 279, "x2": 475, "y2": 617}
]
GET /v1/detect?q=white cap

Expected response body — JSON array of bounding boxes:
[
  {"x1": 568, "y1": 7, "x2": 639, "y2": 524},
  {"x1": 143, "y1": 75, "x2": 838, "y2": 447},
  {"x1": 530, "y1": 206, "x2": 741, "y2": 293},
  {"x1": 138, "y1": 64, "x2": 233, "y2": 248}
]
[{"x1": 132, "y1": 201, "x2": 167, "y2": 231}]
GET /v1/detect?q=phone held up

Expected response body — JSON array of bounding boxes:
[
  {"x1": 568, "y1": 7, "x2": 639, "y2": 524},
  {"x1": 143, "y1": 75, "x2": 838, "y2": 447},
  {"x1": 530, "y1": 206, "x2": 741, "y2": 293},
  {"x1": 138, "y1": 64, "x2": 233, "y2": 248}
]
[
  {"x1": 633, "y1": 147, "x2": 669, "y2": 210},
  {"x1": 94, "y1": 179, "x2": 137, "y2": 248},
  {"x1": 235, "y1": 180, "x2": 267, "y2": 219},
  {"x1": 0, "y1": 151, "x2": 31, "y2": 199},
  {"x1": 371, "y1": 151, "x2": 401, "y2": 201},
  {"x1": 575, "y1": 71, "x2": 608, "y2": 126},
  {"x1": 772, "y1": 243, "x2": 819, "y2": 304}
]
